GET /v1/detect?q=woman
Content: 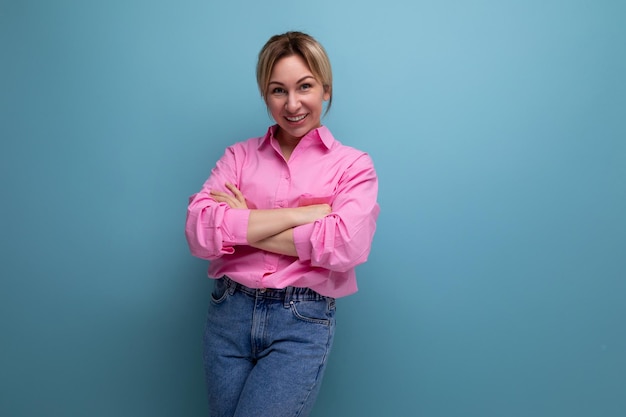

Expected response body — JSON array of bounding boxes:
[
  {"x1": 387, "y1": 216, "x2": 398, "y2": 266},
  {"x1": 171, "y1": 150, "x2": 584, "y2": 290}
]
[{"x1": 185, "y1": 31, "x2": 379, "y2": 417}]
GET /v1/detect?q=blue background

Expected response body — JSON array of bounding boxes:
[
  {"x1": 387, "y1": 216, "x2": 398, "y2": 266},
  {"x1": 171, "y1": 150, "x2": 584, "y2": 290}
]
[{"x1": 1, "y1": 1, "x2": 625, "y2": 416}]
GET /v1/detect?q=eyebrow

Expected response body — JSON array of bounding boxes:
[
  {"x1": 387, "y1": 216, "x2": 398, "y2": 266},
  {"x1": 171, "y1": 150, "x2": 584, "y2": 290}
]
[{"x1": 268, "y1": 75, "x2": 315, "y2": 86}]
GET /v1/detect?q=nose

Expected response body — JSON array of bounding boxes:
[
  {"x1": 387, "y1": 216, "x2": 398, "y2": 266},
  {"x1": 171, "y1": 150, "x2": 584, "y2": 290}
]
[{"x1": 285, "y1": 93, "x2": 300, "y2": 113}]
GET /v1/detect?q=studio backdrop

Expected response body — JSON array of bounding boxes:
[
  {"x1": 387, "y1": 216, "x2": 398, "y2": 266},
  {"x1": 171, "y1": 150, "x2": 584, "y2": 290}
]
[{"x1": 1, "y1": 1, "x2": 624, "y2": 416}]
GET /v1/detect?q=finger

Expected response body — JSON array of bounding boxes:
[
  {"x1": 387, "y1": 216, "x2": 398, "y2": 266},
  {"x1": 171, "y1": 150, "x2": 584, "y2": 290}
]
[
  {"x1": 210, "y1": 191, "x2": 234, "y2": 204},
  {"x1": 212, "y1": 195, "x2": 232, "y2": 204},
  {"x1": 225, "y1": 182, "x2": 245, "y2": 201},
  {"x1": 224, "y1": 182, "x2": 241, "y2": 195},
  {"x1": 210, "y1": 190, "x2": 229, "y2": 199}
]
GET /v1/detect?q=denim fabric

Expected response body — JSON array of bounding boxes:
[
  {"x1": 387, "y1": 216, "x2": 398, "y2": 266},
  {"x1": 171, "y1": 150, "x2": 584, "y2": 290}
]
[{"x1": 203, "y1": 276, "x2": 336, "y2": 417}]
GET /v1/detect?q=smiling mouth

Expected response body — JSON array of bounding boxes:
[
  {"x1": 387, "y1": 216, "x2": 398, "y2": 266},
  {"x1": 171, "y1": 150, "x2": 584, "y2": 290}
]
[{"x1": 285, "y1": 114, "x2": 308, "y2": 122}]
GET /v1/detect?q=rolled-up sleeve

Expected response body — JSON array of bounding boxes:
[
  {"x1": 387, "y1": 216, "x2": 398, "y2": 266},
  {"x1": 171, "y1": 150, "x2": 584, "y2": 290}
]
[
  {"x1": 186, "y1": 193, "x2": 250, "y2": 259},
  {"x1": 293, "y1": 153, "x2": 380, "y2": 272},
  {"x1": 185, "y1": 147, "x2": 250, "y2": 260}
]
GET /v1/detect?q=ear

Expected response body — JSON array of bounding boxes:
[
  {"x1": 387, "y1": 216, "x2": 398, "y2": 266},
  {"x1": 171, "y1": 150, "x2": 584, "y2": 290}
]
[{"x1": 323, "y1": 85, "x2": 331, "y2": 101}]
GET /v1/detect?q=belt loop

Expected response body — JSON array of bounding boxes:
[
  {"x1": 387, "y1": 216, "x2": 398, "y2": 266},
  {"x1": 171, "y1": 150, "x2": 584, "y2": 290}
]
[{"x1": 284, "y1": 286, "x2": 294, "y2": 307}]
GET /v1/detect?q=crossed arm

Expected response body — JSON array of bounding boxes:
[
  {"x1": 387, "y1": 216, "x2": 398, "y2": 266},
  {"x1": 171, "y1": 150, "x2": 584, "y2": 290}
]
[{"x1": 210, "y1": 182, "x2": 331, "y2": 257}]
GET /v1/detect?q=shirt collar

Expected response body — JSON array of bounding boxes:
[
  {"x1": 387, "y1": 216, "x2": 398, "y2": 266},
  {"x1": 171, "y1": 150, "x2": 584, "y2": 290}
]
[{"x1": 259, "y1": 125, "x2": 335, "y2": 150}]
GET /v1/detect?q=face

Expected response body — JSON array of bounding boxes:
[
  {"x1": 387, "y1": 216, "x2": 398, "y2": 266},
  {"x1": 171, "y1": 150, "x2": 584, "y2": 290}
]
[{"x1": 265, "y1": 54, "x2": 330, "y2": 143}]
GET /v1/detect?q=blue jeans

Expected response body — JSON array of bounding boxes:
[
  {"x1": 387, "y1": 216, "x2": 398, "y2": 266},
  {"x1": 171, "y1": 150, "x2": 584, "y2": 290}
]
[{"x1": 203, "y1": 276, "x2": 336, "y2": 417}]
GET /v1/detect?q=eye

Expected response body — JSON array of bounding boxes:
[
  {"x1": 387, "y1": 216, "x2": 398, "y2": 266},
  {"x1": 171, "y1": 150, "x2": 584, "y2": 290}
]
[
  {"x1": 300, "y1": 83, "x2": 312, "y2": 91},
  {"x1": 271, "y1": 87, "x2": 286, "y2": 95}
]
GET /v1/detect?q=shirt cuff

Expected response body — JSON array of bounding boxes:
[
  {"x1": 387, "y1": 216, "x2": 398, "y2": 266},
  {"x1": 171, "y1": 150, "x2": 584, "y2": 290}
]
[
  {"x1": 222, "y1": 208, "x2": 251, "y2": 245},
  {"x1": 293, "y1": 222, "x2": 314, "y2": 262}
]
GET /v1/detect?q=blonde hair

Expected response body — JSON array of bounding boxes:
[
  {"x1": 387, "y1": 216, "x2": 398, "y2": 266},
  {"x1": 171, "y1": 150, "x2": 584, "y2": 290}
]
[{"x1": 256, "y1": 31, "x2": 333, "y2": 114}]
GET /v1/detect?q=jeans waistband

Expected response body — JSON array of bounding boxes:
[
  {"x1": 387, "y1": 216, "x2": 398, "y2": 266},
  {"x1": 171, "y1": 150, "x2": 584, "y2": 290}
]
[{"x1": 222, "y1": 276, "x2": 329, "y2": 302}]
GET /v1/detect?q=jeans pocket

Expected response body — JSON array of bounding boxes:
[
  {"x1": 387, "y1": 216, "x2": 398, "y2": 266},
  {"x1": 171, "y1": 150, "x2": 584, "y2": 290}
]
[
  {"x1": 210, "y1": 278, "x2": 229, "y2": 304},
  {"x1": 289, "y1": 299, "x2": 334, "y2": 325}
]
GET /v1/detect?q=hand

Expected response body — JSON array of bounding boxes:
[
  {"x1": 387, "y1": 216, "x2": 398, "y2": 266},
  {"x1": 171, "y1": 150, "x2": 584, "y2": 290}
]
[
  {"x1": 210, "y1": 182, "x2": 248, "y2": 209},
  {"x1": 296, "y1": 203, "x2": 331, "y2": 224}
]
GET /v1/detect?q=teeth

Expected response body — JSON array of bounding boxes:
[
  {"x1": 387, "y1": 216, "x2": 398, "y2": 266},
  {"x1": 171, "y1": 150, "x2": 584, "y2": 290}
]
[{"x1": 286, "y1": 114, "x2": 307, "y2": 122}]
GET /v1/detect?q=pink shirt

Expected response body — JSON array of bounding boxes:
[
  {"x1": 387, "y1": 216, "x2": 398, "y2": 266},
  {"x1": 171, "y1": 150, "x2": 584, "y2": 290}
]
[{"x1": 185, "y1": 125, "x2": 380, "y2": 298}]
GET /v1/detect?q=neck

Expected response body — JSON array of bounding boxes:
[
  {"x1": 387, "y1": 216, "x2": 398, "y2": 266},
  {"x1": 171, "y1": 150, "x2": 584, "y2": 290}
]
[{"x1": 276, "y1": 128, "x2": 301, "y2": 148}]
